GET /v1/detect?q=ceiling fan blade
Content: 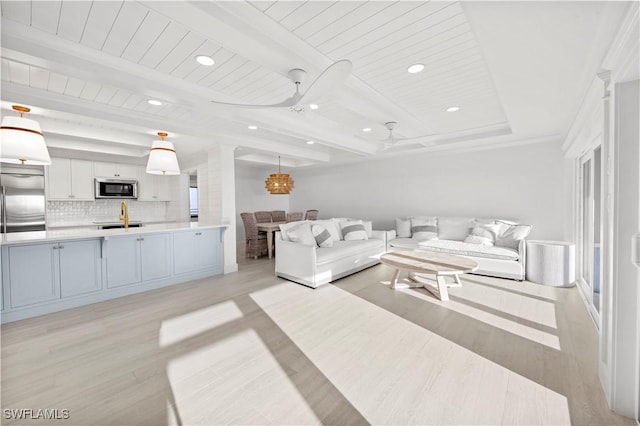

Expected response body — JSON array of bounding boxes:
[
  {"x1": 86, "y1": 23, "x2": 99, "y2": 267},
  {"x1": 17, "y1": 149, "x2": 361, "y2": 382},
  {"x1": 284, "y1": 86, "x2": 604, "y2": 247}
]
[
  {"x1": 298, "y1": 59, "x2": 352, "y2": 104},
  {"x1": 211, "y1": 93, "x2": 301, "y2": 108}
]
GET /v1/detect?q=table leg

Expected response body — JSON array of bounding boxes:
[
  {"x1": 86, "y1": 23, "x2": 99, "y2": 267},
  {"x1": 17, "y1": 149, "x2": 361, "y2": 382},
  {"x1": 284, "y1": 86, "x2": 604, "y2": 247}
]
[
  {"x1": 267, "y1": 231, "x2": 274, "y2": 259},
  {"x1": 390, "y1": 269, "x2": 400, "y2": 289},
  {"x1": 435, "y1": 275, "x2": 449, "y2": 301}
]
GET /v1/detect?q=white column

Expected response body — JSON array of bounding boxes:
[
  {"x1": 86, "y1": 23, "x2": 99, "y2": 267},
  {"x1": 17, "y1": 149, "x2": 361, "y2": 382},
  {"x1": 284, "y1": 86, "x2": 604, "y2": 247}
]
[{"x1": 197, "y1": 143, "x2": 238, "y2": 274}]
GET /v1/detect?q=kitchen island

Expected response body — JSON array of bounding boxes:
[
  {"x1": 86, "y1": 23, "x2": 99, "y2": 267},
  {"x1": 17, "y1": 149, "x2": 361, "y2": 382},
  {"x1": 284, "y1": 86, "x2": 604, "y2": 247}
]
[{"x1": 0, "y1": 223, "x2": 227, "y2": 323}]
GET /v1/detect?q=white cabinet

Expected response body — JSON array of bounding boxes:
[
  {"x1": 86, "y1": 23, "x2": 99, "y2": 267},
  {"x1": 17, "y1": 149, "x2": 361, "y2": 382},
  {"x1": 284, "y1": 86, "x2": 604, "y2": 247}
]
[
  {"x1": 94, "y1": 162, "x2": 138, "y2": 179},
  {"x1": 173, "y1": 229, "x2": 223, "y2": 274},
  {"x1": 5, "y1": 239, "x2": 102, "y2": 308},
  {"x1": 47, "y1": 158, "x2": 94, "y2": 200},
  {"x1": 105, "y1": 233, "x2": 171, "y2": 288},
  {"x1": 137, "y1": 168, "x2": 171, "y2": 201}
]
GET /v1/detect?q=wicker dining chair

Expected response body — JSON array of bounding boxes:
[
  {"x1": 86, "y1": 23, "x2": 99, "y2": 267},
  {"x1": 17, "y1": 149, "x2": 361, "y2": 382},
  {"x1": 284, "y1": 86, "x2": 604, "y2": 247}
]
[
  {"x1": 254, "y1": 211, "x2": 272, "y2": 224},
  {"x1": 240, "y1": 212, "x2": 268, "y2": 259},
  {"x1": 304, "y1": 209, "x2": 319, "y2": 220},
  {"x1": 271, "y1": 210, "x2": 286, "y2": 222},
  {"x1": 286, "y1": 211, "x2": 305, "y2": 222}
]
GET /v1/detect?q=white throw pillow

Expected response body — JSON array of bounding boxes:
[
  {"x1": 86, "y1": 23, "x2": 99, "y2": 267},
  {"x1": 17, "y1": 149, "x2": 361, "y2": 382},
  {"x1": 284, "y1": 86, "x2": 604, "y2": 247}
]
[
  {"x1": 311, "y1": 224, "x2": 334, "y2": 248},
  {"x1": 309, "y1": 220, "x2": 340, "y2": 242},
  {"x1": 495, "y1": 221, "x2": 532, "y2": 250},
  {"x1": 411, "y1": 217, "x2": 438, "y2": 241},
  {"x1": 332, "y1": 217, "x2": 354, "y2": 239},
  {"x1": 437, "y1": 217, "x2": 475, "y2": 241},
  {"x1": 395, "y1": 217, "x2": 412, "y2": 238},
  {"x1": 279, "y1": 220, "x2": 308, "y2": 242},
  {"x1": 339, "y1": 220, "x2": 368, "y2": 241},
  {"x1": 464, "y1": 222, "x2": 501, "y2": 246},
  {"x1": 362, "y1": 220, "x2": 373, "y2": 238},
  {"x1": 286, "y1": 222, "x2": 317, "y2": 246}
]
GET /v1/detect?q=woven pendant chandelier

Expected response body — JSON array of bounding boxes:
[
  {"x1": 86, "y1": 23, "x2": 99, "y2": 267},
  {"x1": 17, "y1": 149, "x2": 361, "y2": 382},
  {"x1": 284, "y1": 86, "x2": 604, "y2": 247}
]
[{"x1": 265, "y1": 156, "x2": 294, "y2": 194}]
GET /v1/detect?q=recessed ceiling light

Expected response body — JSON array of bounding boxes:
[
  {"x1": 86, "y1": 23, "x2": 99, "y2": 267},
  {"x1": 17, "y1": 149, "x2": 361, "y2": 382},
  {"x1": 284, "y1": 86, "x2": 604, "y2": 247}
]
[
  {"x1": 309, "y1": 103, "x2": 319, "y2": 110},
  {"x1": 362, "y1": 127, "x2": 372, "y2": 132},
  {"x1": 147, "y1": 99, "x2": 163, "y2": 106},
  {"x1": 248, "y1": 125, "x2": 258, "y2": 130},
  {"x1": 195, "y1": 55, "x2": 215, "y2": 66},
  {"x1": 407, "y1": 63, "x2": 425, "y2": 74},
  {"x1": 306, "y1": 140, "x2": 314, "y2": 145},
  {"x1": 446, "y1": 106, "x2": 460, "y2": 112}
]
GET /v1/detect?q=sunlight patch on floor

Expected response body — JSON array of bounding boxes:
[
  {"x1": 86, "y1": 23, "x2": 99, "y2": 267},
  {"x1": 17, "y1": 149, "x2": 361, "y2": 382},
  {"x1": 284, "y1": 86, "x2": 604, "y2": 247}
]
[
  {"x1": 159, "y1": 301, "x2": 244, "y2": 347},
  {"x1": 248, "y1": 282, "x2": 571, "y2": 425}
]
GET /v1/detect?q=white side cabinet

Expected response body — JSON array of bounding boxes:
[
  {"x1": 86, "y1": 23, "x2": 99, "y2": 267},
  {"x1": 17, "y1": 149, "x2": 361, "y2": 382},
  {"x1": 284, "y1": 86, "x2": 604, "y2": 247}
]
[
  {"x1": 47, "y1": 158, "x2": 94, "y2": 200},
  {"x1": 94, "y1": 162, "x2": 138, "y2": 179},
  {"x1": 173, "y1": 229, "x2": 223, "y2": 274},
  {"x1": 3, "y1": 239, "x2": 102, "y2": 308},
  {"x1": 526, "y1": 240, "x2": 576, "y2": 287},
  {"x1": 105, "y1": 233, "x2": 171, "y2": 288}
]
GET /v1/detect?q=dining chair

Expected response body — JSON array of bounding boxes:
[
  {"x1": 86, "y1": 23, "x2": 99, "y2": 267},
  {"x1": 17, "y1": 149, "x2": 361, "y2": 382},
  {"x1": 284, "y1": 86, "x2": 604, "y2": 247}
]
[
  {"x1": 304, "y1": 209, "x2": 319, "y2": 220},
  {"x1": 286, "y1": 211, "x2": 304, "y2": 222},
  {"x1": 254, "y1": 211, "x2": 272, "y2": 223},
  {"x1": 240, "y1": 212, "x2": 268, "y2": 259},
  {"x1": 271, "y1": 210, "x2": 286, "y2": 222}
]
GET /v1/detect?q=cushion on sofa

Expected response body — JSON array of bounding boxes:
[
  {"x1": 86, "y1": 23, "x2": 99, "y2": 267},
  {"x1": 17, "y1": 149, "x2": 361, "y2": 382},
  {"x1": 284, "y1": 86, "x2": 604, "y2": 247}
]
[
  {"x1": 287, "y1": 222, "x2": 316, "y2": 246},
  {"x1": 395, "y1": 217, "x2": 412, "y2": 238},
  {"x1": 312, "y1": 224, "x2": 334, "y2": 248},
  {"x1": 316, "y1": 239, "x2": 384, "y2": 265},
  {"x1": 309, "y1": 219, "x2": 340, "y2": 242},
  {"x1": 411, "y1": 217, "x2": 437, "y2": 241},
  {"x1": 278, "y1": 220, "x2": 307, "y2": 241},
  {"x1": 495, "y1": 221, "x2": 532, "y2": 250},
  {"x1": 388, "y1": 238, "x2": 519, "y2": 261},
  {"x1": 340, "y1": 220, "x2": 368, "y2": 241},
  {"x1": 437, "y1": 217, "x2": 475, "y2": 241},
  {"x1": 464, "y1": 222, "x2": 502, "y2": 246}
]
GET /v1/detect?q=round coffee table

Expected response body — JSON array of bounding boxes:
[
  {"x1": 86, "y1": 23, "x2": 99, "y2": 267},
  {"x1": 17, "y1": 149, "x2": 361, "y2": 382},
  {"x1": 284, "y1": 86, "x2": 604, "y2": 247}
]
[{"x1": 380, "y1": 250, "x2": 478, "y2": 301}]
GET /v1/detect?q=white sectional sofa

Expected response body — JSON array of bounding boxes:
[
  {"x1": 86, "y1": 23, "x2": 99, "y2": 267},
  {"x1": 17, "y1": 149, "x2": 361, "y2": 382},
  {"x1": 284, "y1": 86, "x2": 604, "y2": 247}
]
[
  {"x1": 275, "y1": 218, "x2": 386, "y2": 288},
  {"x1": 387, "y1": 216, "x2": 530, "y2": 280}
]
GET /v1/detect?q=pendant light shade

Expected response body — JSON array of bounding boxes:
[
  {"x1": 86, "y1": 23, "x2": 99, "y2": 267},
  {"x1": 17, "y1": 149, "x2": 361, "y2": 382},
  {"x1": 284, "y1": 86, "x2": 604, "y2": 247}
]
[
  {"x1": 146, "y1": 132, "x2": 180, "y2": 175},
  {"x1": 0, "y1": 105, "x2": 51, "y2": 165},
  {"x1": 265, "y1": 156, "x2": 294, "y2": 194}
]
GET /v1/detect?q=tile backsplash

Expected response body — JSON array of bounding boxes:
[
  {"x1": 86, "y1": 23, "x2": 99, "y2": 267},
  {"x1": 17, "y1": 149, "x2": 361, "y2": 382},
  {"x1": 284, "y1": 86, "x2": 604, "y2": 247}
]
[{"x1": 47, "y1": 200, "x2": 168, "y2": 226}]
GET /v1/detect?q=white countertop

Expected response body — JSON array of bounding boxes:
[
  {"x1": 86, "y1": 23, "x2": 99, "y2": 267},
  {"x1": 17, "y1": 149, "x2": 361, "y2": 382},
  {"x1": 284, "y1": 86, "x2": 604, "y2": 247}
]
[{"x1": 1, "y1": 222, "x2": 227, "y2": 246}]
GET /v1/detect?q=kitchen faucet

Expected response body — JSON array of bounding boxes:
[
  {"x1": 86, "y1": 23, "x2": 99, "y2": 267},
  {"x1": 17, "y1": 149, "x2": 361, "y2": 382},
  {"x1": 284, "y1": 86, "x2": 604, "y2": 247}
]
[{"x1": 119, "y1": 201, "x2": 129, "y2": 228}]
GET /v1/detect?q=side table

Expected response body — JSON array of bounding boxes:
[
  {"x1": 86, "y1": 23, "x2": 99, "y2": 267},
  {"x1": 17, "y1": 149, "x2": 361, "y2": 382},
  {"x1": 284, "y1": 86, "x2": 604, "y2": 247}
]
[{"x1": 526, "y1": 240, "x2": 576, "y2": 287}]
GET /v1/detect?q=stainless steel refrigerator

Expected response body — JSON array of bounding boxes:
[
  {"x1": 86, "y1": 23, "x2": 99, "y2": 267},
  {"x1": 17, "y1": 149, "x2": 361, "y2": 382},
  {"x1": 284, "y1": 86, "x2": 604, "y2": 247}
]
[{"x1": 0, "y1": 165, "x2": 46, "y2": 233}]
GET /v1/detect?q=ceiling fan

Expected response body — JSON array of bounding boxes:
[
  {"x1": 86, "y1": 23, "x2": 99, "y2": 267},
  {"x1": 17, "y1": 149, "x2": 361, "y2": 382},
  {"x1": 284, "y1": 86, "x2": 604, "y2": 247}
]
[
  {"x1": 379, "y1": 121, "x2": 438, "y2": 151},
  {"x1": 210, "y1": 59, "x2": 352, "y2": 111}
]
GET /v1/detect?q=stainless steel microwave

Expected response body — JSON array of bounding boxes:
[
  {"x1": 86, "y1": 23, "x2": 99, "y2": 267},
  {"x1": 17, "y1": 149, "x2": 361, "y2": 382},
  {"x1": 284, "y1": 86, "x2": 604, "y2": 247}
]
[{"x1": 95, "y1": 178, "x2": 138, "y2": 199}]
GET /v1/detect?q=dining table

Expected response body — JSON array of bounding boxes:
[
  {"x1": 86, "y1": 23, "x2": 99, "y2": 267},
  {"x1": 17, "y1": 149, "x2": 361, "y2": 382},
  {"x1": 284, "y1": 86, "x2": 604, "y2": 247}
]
[{"x1": 256, "y1": 221, "x2": 286, "y2": 259}]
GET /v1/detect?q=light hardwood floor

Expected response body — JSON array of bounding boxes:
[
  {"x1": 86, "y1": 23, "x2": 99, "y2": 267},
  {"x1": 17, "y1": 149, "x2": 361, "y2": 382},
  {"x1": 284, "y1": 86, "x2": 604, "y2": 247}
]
[{"x1": 1, "y1": 251, "x2": 634, "y2": 425}]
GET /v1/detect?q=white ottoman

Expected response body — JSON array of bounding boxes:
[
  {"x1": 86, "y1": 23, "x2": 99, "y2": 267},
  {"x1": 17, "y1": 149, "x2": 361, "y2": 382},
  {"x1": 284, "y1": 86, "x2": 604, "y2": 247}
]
[{"x1": 526, "y1": 240, "x2": 576, "y2": 287}]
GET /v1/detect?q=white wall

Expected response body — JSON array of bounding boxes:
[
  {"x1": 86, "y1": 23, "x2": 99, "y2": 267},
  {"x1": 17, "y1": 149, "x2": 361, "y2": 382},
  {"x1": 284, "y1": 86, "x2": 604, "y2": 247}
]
[
  {"x1": 235, "y1": 162, "x2": 290, "y2": 241},
  {"x1": 290, "y1": 140, "x2": 568, "y2": 240}
]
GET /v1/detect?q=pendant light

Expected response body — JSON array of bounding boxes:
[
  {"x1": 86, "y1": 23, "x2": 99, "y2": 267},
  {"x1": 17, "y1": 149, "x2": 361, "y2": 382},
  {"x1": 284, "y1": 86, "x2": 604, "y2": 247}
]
[
  {"x1": 0, "y1": 105, "x2": 51, "y2": 165},
  {"x1": 265, "y1": 156, "x2": 294, "y2": 194},
  {"x1": 146, "y1": 131, "x2": 180, "y2": 175}
]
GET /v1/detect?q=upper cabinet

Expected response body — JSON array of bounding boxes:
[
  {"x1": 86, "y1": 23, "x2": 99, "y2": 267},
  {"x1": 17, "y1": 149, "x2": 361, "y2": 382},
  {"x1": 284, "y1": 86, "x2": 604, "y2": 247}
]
[
  {"x1": 47, "y1": 158, "x2": 94, "y2": 200},
  {"x1": 137, "y1": 168, "x2": 171, "y2": 202},
  {"x1": 93, "y1": 162, "x2": 138, "y2": 179}
]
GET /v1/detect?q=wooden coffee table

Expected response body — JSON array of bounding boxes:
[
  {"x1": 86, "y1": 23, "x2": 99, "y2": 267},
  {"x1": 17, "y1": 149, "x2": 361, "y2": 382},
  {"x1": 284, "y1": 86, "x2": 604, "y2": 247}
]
[{"x1": 380, "y1": 250, "x2": 478, "y2": 301}]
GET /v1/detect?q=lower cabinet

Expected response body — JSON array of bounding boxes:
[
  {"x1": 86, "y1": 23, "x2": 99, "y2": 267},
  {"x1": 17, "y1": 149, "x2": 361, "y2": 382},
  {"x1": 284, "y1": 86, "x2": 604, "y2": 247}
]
[
  {"x1": 173, "y1": 228, "x2": 223, "y2": 274},
  {"x1": 105, "y1": 233, "x2": 171, "y2": 288},
  {"x1": 5, "y1": 239, "x2": 102, "y2": 308}
]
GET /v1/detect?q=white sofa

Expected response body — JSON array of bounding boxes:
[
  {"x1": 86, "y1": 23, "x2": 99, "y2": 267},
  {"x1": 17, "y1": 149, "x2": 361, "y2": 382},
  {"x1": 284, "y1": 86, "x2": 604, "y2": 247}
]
[
  {"x1": 387, "y1": 216, "x2": 530, "y2": 281},
  {"x1": 275, "y1": 219, "x2": 386, "y2": 288}
]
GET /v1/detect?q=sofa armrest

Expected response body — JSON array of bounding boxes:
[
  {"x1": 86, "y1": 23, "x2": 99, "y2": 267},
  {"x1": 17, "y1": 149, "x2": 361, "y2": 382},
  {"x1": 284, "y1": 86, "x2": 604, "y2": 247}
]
[
  {"x1": 275, "y1": 236, "x2": 318, "y2": 284},
  {"x1": 387, "y1": 230, "x2": 397, "y2": 240},
  {"x1": 518, "y1": 239, "x2": 527, "y2": 268},
  {"x1": 371, "y1": 230, "x2": 387, "y2": 246}
]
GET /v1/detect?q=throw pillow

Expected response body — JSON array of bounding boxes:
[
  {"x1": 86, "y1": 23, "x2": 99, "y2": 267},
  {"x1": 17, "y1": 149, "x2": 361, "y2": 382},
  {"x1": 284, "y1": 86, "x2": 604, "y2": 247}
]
[
  {"x1": 437, "y1": 217, "x2": 475, "y2": 241},
  {"x1": 395, "y1": 217, "x2": 412, "y2": 238},
  {"x1": 311, "y1": 224, "x2": 334, "y2": 248},
  {"x1": 286, "y1": 222, "x2": 317, "y2": 246},
  {"x1": 411, "y1": 217, "x2": 438, "y2": 241},
  {"x1": 308, "y1": 219, "x2": 340, "y2": 242},
  {"x1": 278, "y1": 220, "x2": 307, "y2": 241},
  {"x1": 464, "y1": 222, "x2": 501, "y2": 246},
  {"x1": 332, "y1": 217, "x2": 352, "y2": 240},
  {"x1": 362, "y1": 220, "x2": 373, "y2": 238},
  {"x1": 495, "y1": 221, "x2": 532, "y2": 250},
  {"x1": 339, "y1": 220, "x2": 368, "y2": 241}
]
